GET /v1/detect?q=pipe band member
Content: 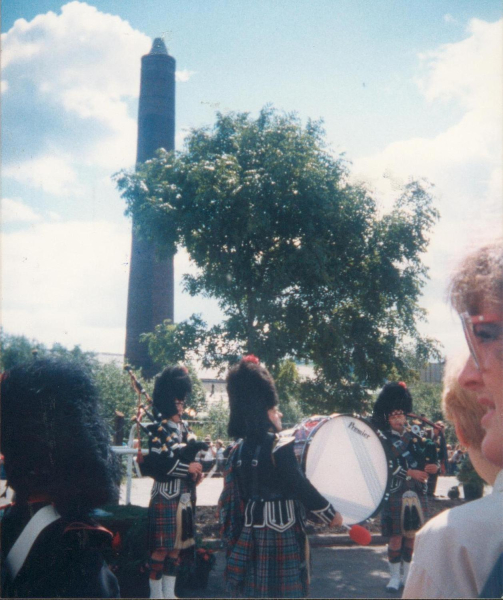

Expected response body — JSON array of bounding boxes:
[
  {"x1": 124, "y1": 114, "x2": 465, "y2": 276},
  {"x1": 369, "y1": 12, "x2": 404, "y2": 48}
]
[
  {"x1": 0, "y1": 359, "x2": 121, "y2": 598},
  {"x1": 371, "y1": 381, "x2": 439, "y2": 592},
  {"x1": 141, "y1": 365, "x2": 203, "y2": 599},
  {"x1": 218, "y1": 355, "x2": 342, "y2": 598}
]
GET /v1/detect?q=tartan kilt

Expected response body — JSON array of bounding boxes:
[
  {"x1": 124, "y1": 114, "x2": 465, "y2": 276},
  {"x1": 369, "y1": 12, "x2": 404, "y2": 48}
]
[
  {"x1": 148, "y1": 479, "x2": 193, "y2": 551},
  {"x1": 381, "y1": 482, "x2": 429, "y2": 537},
  {"x1": 225, "y1": 520, "x2": 308, "y2": 598}
]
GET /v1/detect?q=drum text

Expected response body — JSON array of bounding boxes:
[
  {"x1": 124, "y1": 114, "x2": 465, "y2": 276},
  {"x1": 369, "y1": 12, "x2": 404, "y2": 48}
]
[{"x1": 348, "y1": 421, "x2": 371, "y2": 439}]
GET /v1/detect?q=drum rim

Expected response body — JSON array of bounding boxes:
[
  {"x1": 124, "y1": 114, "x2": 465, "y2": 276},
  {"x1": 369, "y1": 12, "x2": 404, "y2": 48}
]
[{"x1": 299, "y1": 413, "x2": 394, "y2": 524}]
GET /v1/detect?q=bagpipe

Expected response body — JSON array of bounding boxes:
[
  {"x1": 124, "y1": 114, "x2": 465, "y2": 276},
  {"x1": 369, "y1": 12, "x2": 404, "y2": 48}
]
[
  {"x1": 403, "y1": 413, "x2": 444, "y2": 471},
  {"x1": 123, "y1": 365, "x2": 208, "y2": 469},
  {"x1": 398, "y1": 413, "x2": 444, "y2": 537}
]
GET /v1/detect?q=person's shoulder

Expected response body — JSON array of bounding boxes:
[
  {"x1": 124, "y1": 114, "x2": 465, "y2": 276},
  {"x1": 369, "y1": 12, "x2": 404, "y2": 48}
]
[
  {"x1": 272, "y1": 433, "x2": 295, "y2": 454},
  {"x1": 61, "y1": 519, "x2": 114, "y2": 545},
  {"x1": 418, "y1": 496, "x2": 491, "y2": 541}
]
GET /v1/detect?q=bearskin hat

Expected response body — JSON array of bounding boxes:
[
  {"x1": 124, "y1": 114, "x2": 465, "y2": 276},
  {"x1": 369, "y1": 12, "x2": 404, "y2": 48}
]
[
  {"x1": 0, "y1": 359, "x2": 120, "y2": 518},
  {"x1": 371, "y1": 381, "x2": 413, "y2": 431},
  {"x1": 227, "y1": 356, "x2": 279, "y2": 439},
  {"x1": 152, "y1": 365, "x2": 191, "y2": 420}
]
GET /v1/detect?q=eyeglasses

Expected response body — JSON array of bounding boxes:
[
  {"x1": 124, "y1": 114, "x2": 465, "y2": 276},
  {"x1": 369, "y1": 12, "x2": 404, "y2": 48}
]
[
  {"x1": 388, "y1": 411, "x2": 405, "y2": 419},
  {"x1": 460, "y1": 312, "x2": 503, "y2": 370}
]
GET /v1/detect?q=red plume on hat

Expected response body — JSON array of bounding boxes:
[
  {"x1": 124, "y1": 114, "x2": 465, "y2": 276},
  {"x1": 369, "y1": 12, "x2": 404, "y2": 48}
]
[
  {"x1": 398, "y1": 381, "x2": 407, "y2": 389},
  {"x1": 242, "y1": 354, "x2": 260, "y2": 364}
]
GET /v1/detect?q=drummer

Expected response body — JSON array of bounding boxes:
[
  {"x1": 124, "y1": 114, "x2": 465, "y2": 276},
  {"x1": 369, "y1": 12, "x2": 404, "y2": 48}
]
[
  {"x1": 371, "y1": 382, "x2": 439, "y2": 592},
  {"x1": 218, "y1": 355, "x2": 343, "y2": 598}
]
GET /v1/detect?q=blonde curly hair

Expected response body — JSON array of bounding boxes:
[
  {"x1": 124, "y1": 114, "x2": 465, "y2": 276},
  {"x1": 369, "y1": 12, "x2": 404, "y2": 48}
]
[{"x1": 448, "y1": 239, "x2": 503, "y2": 315}]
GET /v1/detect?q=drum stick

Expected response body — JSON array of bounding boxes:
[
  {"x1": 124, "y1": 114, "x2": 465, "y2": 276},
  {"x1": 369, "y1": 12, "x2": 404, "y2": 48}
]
[{"x1": 344, "y1": 524, "x2": 372, "y2": 546}]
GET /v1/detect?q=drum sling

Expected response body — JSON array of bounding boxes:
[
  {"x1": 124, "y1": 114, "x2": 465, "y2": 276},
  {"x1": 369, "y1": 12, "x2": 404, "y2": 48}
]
[{"x1": 5, "y1": 504, "x2": 61, "y2": 581}]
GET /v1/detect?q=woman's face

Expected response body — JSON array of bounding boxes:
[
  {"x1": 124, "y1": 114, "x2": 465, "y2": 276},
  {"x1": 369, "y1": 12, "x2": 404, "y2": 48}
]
[
  {"x1": 267, "y1": 406, "x2": 283, "y2": 432},
  {"x1": 458, "y1": 305, "x2": 503, "y2": 468}
]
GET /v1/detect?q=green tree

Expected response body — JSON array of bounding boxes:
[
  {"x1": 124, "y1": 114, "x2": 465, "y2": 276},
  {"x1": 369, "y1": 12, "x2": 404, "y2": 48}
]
[
  {"x1": 273, "y1": 360, "x2": 307, "y2": 426},
  {"x1": 204, "y1": 400, "x2": 230, "y2": 442},
  {"x1": 408, "y1": 380, "x2": 444, "y2": 422},
  {"x1": 94, "y1": 361, "x2": 139, "y2": 424},
  {"x1": 139, "y1": 320, "x2": 207, "y2": 414},
  {"x1": 116, "y1": 107, "x2": 439, "y2": 413},
  {"x1": 0, "y1": 329, "x2": 99, "y2": 373}
]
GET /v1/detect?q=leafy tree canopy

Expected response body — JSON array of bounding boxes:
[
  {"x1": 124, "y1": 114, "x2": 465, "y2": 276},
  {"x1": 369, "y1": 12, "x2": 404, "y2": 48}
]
[
  {"x1": 0, "y1": 329, "x2": 99, "y2": 373},
  {"x1": 116, "y1": 106, "x2": 440, "y2": 413}
]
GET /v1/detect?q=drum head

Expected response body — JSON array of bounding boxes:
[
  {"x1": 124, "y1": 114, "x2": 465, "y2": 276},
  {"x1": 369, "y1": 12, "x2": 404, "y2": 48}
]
[{"x1": 305, "y1": 415, "x2": 390, "y2": 525}]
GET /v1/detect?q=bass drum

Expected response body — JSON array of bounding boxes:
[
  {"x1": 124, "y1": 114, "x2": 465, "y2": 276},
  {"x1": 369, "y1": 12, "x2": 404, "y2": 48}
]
[{"x1": 286, "y1": 414, "x2": 393, "y2": 525}]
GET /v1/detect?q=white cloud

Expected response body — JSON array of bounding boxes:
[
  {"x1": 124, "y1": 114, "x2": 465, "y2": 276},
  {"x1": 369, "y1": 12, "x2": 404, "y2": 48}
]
[
  {"x1": 2, "y1": 198, "x2": 41, "y2": 224},
  {"x1": 1, "y1": 1, "x2": 151, "y2": 192},
  {"x1": 353, "y1": 18, "x2": 503, "y2": 358},
  {"x1": 417, "y1": 19, "x2": 501, "y2": 112},
  {"x1": 2, "y1": 217, "x2": 223, "y2": 353},
  {"x1": 3, "y1": 156, "x2": 80, "y2": 196},
  {"x1": 2, "y1": 219, "x2": 131, "y2": 352},
  {"x1": 1, "y1": 80, "x2": 8, "y2": 94},
  {"x1": 176, "y1": 69, "x2": 196, "y2": 83}
]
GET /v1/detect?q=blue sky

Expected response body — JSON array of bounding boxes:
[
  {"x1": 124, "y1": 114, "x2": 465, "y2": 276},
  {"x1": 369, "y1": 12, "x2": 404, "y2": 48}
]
[{"x1": 2, "y1": 1, "x2": 502, "y2": 361}]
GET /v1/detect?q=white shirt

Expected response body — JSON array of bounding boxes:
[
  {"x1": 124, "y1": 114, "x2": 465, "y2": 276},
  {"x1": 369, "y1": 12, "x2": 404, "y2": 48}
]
[
  {"x1": 403, "y1": 469, "x2": 503, "y2": 599},
  {"x1": 200, "y1": 447, "x2": 215, "y2": 461}
]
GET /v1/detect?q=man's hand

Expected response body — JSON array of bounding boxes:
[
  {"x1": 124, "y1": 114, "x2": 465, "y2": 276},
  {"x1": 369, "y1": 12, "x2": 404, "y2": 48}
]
[
  {"x1": 425, "y1": 464, "x2": 439, "y2": 475},
  {"x1": 329, "y1": 511, "x2": 343, "y2": 528},
  {"x1": 408, "y1": 469, "x2": 428, "y2": 483},
  {"x1": 188, "y1": 462, "x2": 203, "y2": 475}
]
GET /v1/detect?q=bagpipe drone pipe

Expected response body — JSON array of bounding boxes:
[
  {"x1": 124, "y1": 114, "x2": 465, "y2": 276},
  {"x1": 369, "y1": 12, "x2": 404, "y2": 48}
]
[{"x1": 402, "y1": 414, "x2": 440, "y2": 472}]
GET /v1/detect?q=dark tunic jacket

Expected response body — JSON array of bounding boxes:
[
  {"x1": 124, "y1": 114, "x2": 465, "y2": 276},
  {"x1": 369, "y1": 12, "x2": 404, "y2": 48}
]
[
  {"x1": 1, "y1": 502, "x2": 119, "y2": 598},
  {"x1": 233, "y1": 432, "x2": 336, "y2": 530},
  {"x1": 380, "y1": 428, "x2": 439, "y2": 495}
]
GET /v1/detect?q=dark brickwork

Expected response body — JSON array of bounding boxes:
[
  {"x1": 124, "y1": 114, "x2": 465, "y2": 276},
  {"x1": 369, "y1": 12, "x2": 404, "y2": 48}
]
[{"x1": 125, "y1": 39, "x2": 175, "y2": 377}]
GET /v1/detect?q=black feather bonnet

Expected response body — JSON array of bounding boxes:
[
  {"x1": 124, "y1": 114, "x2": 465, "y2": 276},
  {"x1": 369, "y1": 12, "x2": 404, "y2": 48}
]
[
  {"x1": 371, "y1": 381, "x2": 413, "y2": 431},
  {"x1": 227, "y1": 355, "x2": 279, "y2": 439},
  {"x1": 152, "y1": 365, "x2": 192, "y2": 420},
  {"x1": 0, "y1": 359, "x2": 120, "y2": 517}
]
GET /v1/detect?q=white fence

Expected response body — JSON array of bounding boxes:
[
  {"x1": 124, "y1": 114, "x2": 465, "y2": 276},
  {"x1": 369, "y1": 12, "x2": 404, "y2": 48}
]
[{"x1": 111, "y1": 424, "x2": 147, "y2": 505}]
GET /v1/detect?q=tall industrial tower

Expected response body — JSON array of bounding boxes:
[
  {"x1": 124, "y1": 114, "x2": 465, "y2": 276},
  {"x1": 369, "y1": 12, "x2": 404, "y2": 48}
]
[{"x1": 125, "y1": 38, "x2": 175, "y2": 377}]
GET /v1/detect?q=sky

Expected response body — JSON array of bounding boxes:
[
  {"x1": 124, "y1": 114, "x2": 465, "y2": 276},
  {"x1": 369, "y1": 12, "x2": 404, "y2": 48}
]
[{"x1": 2, "y1": 0, "x2": 502, "y2": 364}]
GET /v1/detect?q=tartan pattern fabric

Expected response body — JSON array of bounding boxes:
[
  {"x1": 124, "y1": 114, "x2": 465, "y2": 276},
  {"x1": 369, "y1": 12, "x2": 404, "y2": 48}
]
[
  {"x1": 225, "y1": 521, "x2": 308, "y2": 598},
  {"x1": 381, "y1": 483, "x2": 429, "y2": 537},
  {"x1": 148, "y1": 479, "x2": 193, "y2": 551},
  {"x1": 219, "y1": 442, "x2": 245, "y2": 551}
]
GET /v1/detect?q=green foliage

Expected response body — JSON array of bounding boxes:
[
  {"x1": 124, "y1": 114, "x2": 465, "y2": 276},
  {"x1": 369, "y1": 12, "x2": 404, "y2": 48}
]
[
  {"x1": 202, "y1": 400, "x2": 229, "y2": 441},
  {"x1": 139, "y1": 319, "x2": 208, "y2": 413},
  {"x1": 272, "y1": 360, "x2": 307, "y2": 426},
  {"x1": 0, "y1": 330, "x2": 138, "y2": 435},
  {"x1": 0, "y1": 329, "x2": 99, "y2": 373},
  {"x1": 116, "y1": 106, "x2": 440, "y2": 414},
  {"x1": 140, "y1": 316, "x2": 208, "y2": 367},
  {"x1": 185, "y1": 362, "x2": 207, "y2": 414},
  {"x1": 408, "y1": 381, "x2": 444, "y2": 422},
  {"x1": 456, "y1": 455, "x2": 485, "y2": 487},
  {"x1": 93, "y1": 361, "x2": 139, "y2": 423}
]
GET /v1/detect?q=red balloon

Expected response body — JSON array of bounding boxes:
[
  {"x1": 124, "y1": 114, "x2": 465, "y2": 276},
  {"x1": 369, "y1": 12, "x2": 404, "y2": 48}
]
[{"x1": 349, "y1": 524, "x2": 372, "y2": 546}]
